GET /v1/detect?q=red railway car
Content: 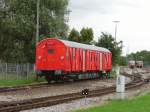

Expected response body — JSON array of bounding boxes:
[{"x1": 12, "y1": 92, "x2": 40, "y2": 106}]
[{"x1": 36, "y1": 38, "x2": 112, "y2": 82}]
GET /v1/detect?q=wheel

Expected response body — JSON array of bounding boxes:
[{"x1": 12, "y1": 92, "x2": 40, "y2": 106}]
[{"x1": 45, "y1": 75, "x2": 51, "y2": 83}]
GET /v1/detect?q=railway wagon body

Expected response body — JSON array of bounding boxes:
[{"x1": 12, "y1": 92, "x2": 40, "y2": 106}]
[
  {"x1": 136, "y1": 61, "x2": 143, "y2": 68},
  {"x1": 128, "y1": 60, "x2": 136, "y2": 69},
  {"x1": 36, "y1": 38, "x2": 112, "y2": 82},
  {"x1": 128, "y1": 60, "x2": 144, "y2": 69}
]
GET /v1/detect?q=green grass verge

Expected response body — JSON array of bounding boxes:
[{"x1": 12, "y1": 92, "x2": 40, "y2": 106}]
[
  {"x1": 0, "y1": 77, "x2": 45, "y2": 87},
  {"x1": 75, "y1": 92, "x2": 150, "y2": 112},
  {"x1": 111, "y1": 70, "x2": 117, "y2": 78}
]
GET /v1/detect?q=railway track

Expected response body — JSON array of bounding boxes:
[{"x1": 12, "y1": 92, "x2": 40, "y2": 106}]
[
  {"x1": 120, "y1": 67, "x2": 150, "y2": 82},
  {"x1": 0, "y1": 78, "x2": 114, "y2": 93},
  {"x1": 0, "y1": 83, "x2": 49, "y2": 93},
  {"x1": 0, "y1": 77, "x2": 145, "y2": 112},
  {"x1": 0, "y1": 67, "x2": 149, "y2": 112}
]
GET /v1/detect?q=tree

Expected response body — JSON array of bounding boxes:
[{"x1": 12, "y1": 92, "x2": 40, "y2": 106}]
[
  {"x1": 80, "y1": 27, "x2": 94, "y2": 44},
  {"x1": 0, "y1": 0, "x2": 69, "y2": 63},
  {"x1": 39, "y1": 0, "x2": 69, "y2": 39},
  {"x1": 96, "y1": 32, "x2": 123, "y2": 65},
  {"x1": 68, "y1": 28, "x2": 80, "y2": 42},
  {"x1": 118, "y1": 56, "x2": 127, "y2": 66}
]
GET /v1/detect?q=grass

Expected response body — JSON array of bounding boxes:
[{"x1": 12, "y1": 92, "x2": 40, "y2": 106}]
[
  {"x1": 74, "y1": 92, "x2": 150, "y2": 112},
  {"x1": 0, "y1": 72, "x2": 46, "y2": 87},
  {"x1": 0, "y1": 76, "x2": 45, "y2": 87},
  {"x1": 110, "y1": 70, "x2": 117, "y2": 78}
]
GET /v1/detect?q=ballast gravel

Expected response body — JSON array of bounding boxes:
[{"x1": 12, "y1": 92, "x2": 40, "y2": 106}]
[
  {"x1": 0, "y1": 79, "x2": 119, "y2": 102},
  {"x1": 21, "y1": 83, "x2": 150, "y2": 112}
]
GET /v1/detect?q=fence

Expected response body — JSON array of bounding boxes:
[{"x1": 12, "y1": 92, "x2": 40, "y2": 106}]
[{"x1": 0, "y1": 63, "x2": 35, "y2": 80}]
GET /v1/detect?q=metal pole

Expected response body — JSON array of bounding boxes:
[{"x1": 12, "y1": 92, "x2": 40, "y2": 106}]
[
  {"x1": 113, "y1": 21, "x2": 120, "y2": 42},
  {"x1": 36, "y1": 0, "x2": 40, "y2": 45},
  {"x1": 115, "y1": 23, "x2": 117, "y2": 41}
]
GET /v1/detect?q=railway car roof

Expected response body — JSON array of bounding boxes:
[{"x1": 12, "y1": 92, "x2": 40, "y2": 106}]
[
  {"x1": 38, "y1": 38, "x2": 111, "y2": 53},
  {"x1": 59, "y1": 39, "x2": 110, "y2": 53}
]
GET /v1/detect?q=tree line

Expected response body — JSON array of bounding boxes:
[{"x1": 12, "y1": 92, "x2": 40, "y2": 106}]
[
  {"x1": 0, "y1": 0, "x2": 126, "y2": 66},
  {"x1": 127, "y1": 50, "x2": 150, "y2": 66},
  {"x1": 0, "y1": 0, "x2": 69, "y2": 63}
]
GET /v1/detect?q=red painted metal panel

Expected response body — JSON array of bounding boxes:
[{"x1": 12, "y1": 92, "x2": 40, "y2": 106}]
[
  {"x1": 97, "y1": 52, "x2": 100, "y2": 71},
  {"x1": 79, "y1": 49, "x2": 83, "y2": 71},
  {"x1": 102, "y1": 53, "x2": 106, "y2": 71},
  {"x1": 69, "y1": 47, "x2": 73, "y2": 72},
  {"x1": 94, "y1": 51, "x2": 97, "y2": 71},
  {"x1": 91, "y1": 51, "x2": 94, "y2": 71},
  {"x1": 89, "y1": 51, "x2": 91, "y2": 71},
  {"x1": 75, "y1": 48, "x2": 79, "y2": 71},
  {"x1": 36, "y1": 41, "x2": 47, "y2": 70},
  {"x1": 66, "y1": 47, "x2": 70, "y2": 72},
  {"x1": 86, "y1": 50, "x2": 89, "y2": 71},
  {"x1": 108, "y1": 53, "x2": 112, "y2": 70},
  {"x1": 72, "y1": 48, "x2": 76, "y2": 71},
  {"x1": 36, "y1": 39, "x2": 66, "y2": 71},
  {"x1": 95, "y1": 52, "x2": 98, "y2": 70},
  {"x1": 82, "y1": 49, "x2": 86, "y2": 72}
]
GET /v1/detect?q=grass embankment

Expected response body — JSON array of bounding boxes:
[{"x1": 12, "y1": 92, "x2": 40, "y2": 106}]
[
  {"x1": 0, "y1": 77, "x2": 45, "y2": 87},
  {"x1": 75, "y1": 92, "x2": 150, "y2": 112}
]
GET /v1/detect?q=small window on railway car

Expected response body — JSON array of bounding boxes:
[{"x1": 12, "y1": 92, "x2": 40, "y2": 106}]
[{"x1": 48, "y1": 49, "x2": 54, "y2": 54}]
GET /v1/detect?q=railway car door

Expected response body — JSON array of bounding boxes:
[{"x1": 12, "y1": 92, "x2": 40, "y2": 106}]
[
  {"x1": 46, "y1": 43, "x2": 56, "y2": 69},
  {"x1": 46, "y1": 41, "x2": 65, "y2": 70}
]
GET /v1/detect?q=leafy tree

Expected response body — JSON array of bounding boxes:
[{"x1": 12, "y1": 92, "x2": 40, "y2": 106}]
[
  {"x1": 118, "y1": 56, "x2": 127, "y2": 66},
  {"x1": 68, "y1": 28, "x2": 80, "y2": 42},
  {"x1": 0, "y1": 0, "x2": 69, "y2": 63},
  {"x1": 80, "y1": 27, "x2": 94, "y2": 44},
  {"x1": 96, "y1": 32, "x2": 123, "y2": 65}
]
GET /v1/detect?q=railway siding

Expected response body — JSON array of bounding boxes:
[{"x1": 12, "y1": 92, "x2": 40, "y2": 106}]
[
  {"x1": 0, "y1": 77, "x2": 145, "y2": 112},
  {"x1": 0, "y1": 67, "x2": 150, "y2": 111},
  {"x1": 0, "y1": 79, "x2": 117, "y2": 102}
]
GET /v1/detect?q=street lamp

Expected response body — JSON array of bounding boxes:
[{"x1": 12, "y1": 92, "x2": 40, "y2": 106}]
[
  {"x1": 113, "y1": 21, "x2": 120, "y2": 42},
  {"x1": 36, "y1": 0, "x2": 40, "y2": 45}
]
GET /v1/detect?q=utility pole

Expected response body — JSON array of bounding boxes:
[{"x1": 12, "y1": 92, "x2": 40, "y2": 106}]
[
  {"x1": 113, "y1": 21, "x2": 120, "y2": 42},
  {"x1": 36, "y1": 0, "x2": 40, "y2": 81},
  {"x1": 36, "y1": 0, "x2": 40, "y2": 45}
]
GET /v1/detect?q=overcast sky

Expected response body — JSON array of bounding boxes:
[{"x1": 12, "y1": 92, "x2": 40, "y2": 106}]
[{"x1": 68, "y1": 0, "x2": 150, "y2": 55}]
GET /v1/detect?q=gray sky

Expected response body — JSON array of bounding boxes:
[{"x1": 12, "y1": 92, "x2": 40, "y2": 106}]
[{"x1": 69, "y1": 0, "x2": 150, "y2": 55}]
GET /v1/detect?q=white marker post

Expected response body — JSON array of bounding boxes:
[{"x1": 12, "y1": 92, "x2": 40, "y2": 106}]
[
  {"x1": 116, "y1": 66, "x2": 125, "y2": 99},
  {"x1": 116, "y1": 75, "x2": 125, "y2": 93}
]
